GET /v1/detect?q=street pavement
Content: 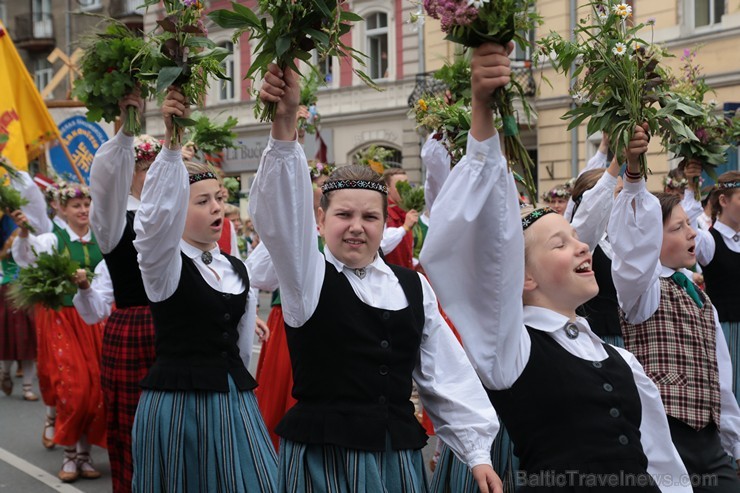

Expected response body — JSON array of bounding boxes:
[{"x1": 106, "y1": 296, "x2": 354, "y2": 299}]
[{"x1": 0, "y1": 291, "x2": 438, "y2": 491}]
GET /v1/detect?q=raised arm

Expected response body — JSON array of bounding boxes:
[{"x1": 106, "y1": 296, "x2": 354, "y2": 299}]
[
  {"x1": 72, "y1": 261, "x2": 114, "y2": 324},
  {"x1": 10, "y1": 171, "x2": 52, "y2": 234},
  {"x1": 89, "y1": 94, "x2": 143, "y2": 254},
  {"x1": 421, "y1": 43, "x2": 527, "y2": 391},
  {"x1": 132, "y1": 89, "x2": 189, "y2": 303},
  {"x1": 569, "y1": 157, "x2": 619, "y2": 250},
  {"x1": 8, "y1": 210, "x2": 57, "y2": 267},
  {"x1": 607, "y1": 125, "x2": 661, "y2": 324},
  {"x1": 422, "y1": 134, "x2": 451, "y2": 212},
  {"x1": 249, "y1": 64, "x2": 325, "y2": 328}
]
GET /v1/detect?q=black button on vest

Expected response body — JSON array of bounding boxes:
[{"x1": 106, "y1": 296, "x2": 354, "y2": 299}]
[
  {"x1": 487, "y1": 328, "x2": 658, "y2": 490},
  {"x1": 277, "y1": 261, "x2": 428, "y2": 452},
  {"x1": 703, "y1": 227, "x2": 740, "y2": 322},
  {"x1": 102, "y1": 211, "x2": 149, "y2": 308},
  {"x1": 142, "y1": 251, "x2": 256, "y2": 392}
]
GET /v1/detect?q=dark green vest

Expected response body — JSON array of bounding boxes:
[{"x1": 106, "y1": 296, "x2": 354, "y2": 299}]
[{"x1": 53, "y1": 228, "x2": 103, "y2": 307}]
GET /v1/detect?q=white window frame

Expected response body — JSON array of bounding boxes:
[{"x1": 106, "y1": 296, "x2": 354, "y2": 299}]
[
  {"x1": 77, "y1": 0, "x2": 102, "y2": 12},
  {"x1": 685, "y1": 0, "x2": 726, "y2": 31},
  {"x1": 352, "y1": 1, "x2": 395, "y2": 84},
  {"x1": 218, "y1": 41, "x2": 236, "y2": 102},
  {"x1": 207, "y1": 35, "x2": 240, "y2": 105},
  {"x1": 34, "y1": 58, "x2": 52, "y2": 92},
  {"x1": 309, "y1": 50, "x2": 339, "y2": 89}
]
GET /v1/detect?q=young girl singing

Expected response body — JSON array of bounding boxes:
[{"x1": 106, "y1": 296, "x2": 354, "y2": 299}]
[
  {"x1": 610, "y1": 150, "x2": 740, "y2": 492},
  {"x1": 131, "y1": 88, "x2": 276, "y2": 492},
  {"x1": 251, "y1": 63, "x2": 500, "y2": 492},
  {"x1": 421, "y1": 42, "x2": 690, "y2": 492}
]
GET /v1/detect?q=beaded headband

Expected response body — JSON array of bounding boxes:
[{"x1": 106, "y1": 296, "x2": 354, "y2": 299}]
[
  {"x1": 321, "y1": 179, "x2": 388, "y2": 195},
  {"x1": 189, "y1": 171, "x2": 218, "y2": 185},
  {"x1": 716, "y1": 181, "x2": 740, "y2": 190},
  {"x1": 522, "y1": 207, "x2": 556, "y2": 230}
]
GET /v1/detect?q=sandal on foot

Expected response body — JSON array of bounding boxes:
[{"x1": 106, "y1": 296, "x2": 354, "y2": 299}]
[
  {"x1": 42, "y1": 415, "x2": 56, "y2": 449},
  {"x1": 76, "y1": 452, "x2": 101, "y2": 479},
  {"x1": 58, "y1": 450, "x2": 79, "y2": 483},
  {"x1": 22, "y1": 384, "x2": 39, "y2": 401}
]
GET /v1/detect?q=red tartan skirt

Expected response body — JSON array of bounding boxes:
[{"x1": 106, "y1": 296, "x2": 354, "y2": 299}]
[
  {"x1": 254, "y1": 304, "x2": 296, "y2": 451},
  {"x1": 0, "y1": 284, "x2": 36, "y2": 360},
  {"x1": 35, "y1": 305, "x2": 107, "y2": 447},
  {"x1": 101, "y1": 305, "x2": 156, "y2": 493}
]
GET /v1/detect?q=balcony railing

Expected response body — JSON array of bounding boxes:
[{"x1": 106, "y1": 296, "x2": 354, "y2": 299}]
[
  {"x1": 109, "y1": 0, "x2": 145, "y2": 24},
  {"x1": 14, "y1": 12, "x2": 55, "y2": 50},
  {"x1": 408, "y1": 60, "x2": 536, "y2": 108}
]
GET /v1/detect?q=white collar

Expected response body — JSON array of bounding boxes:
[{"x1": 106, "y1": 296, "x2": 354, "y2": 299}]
[
  {"x1": 127, "y1": 195, "x2": 141, "y2": 212},
  {"x1": 179, "y1": 239, "x2": 220, "y2": 261},
  {"x1": 324, "y1": 247, "x2": 394, "y2": 278},
  {"x1": 713, "y1": 220, "x2": 740, "y2": 240},
  {"x1": 523, "y1": 305, "x2": 594, "y2": 335},
  {"x1": 63, "y1": 223, "x2": 92, "y2": 242},
  {"x1": 53, "y1": 216, "x2": 67, "y2": 229}
]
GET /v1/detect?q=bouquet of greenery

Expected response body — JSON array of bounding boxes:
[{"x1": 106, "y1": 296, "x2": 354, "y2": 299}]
[
  {"x1": 354, "y1": 145, "x2": 395, "y2": 174},
  {"x1": 664, "y1": 49, "x2": 730, "y2": 198},
  {"x1": 222, "y1": 176, "x2": 240, "y2": 204},
  {"x1": 187, "y1": 112, "x2": 239, "y2": 165},
  {"x1": 412, "y1": 96, "x2": 471, "y2": 166},
  {"x1": 539, "y1": 2, "x2": 702, "y2": 179},
  {"x1": 423, "y1": 0, "x2": 540, "y2": 203},
  {"x1": 395, "y1": 180, "x2": 425, "y2": 212},
  {"x1": 140, "y1": 0, "x2": 231, "y2": 146},
  {"x1": 0, "y1": 148, "x2": 21, "y2": 181},
  {"x1": 299, "y1": 72, "x2": 321, "y2": 135},
  {"x1": 73, "y1": 20, "x2": 152, "y2": 135},
  {"x1": 0, "y1": 167, "x2": 35, "y2": 234},
  {"x1": 7, "y1": 248, "x2": 91, "y2": 311},
  {"x1": 433, "y1": 54, "x2": 472, "y2": 105},
  {"x1": 209, "y1": 0, "x2": 376, "y2": 122}
]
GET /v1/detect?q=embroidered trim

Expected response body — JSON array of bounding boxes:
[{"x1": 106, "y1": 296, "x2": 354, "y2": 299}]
[
  {"x1": 522, "y1": 207, "x2": 556, "y2": 230},
  {"x1": 321, "y1": 179, "x2": 388, "y2": 195},
  {"x1": 189, "y1": 171, "x2": 217, "y2": 185}
]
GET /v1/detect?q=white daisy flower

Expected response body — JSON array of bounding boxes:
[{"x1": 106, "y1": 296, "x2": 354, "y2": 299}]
[
  {"x1": 467, "y1": 0, "x2": 490, "y2": 8},
  {"x1": 613, "y1": 42, "x2": 627, "y2": 56}
]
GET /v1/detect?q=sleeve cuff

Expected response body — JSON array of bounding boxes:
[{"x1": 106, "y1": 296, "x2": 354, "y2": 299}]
[
  {"x1": 113, "y1": 129, "x2": 135, "y2": 147},
  {"x1": 465, "y1": 450, "x2": 494, "y2": 469},
  {"x1": 159, "y1": 146, "x2": 184, "y2": 163},
  {"x1": 465, "y1": 132, "x2": 505, "y2": 169},
  {"x1": 621, "y1": 177, "x2": 646, "y2": 194}
]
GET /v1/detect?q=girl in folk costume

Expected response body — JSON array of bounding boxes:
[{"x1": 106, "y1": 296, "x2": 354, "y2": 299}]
[
  {"x1": 382, "y1": 167, "x2": 420, "y2": 268},
  {"x1": 82, "y1": 94, "x2": 157, "y2": 493},
  {"x1": 689, "y1": 169, "x2": 740, "y2": 405},
  {"x1": 421, "y1": 43, "x2": 691, "y2": 493},
  {"x1": 252, "y1": 63, "x2": 500, "y2": 493},
  {"x1": 249, "y1": 159, "x2": 331, "y2": 451},
  {"x1": 131, "y1": 88, "x2": 277, "y2": 493},
  {"x1": 11, "y1": 183, "x2": 106, "y2": 483},
  {"x1": 609, "y1": 131, "x2": 740, "y2": 492},
  {"x1": 1, "y1": 168, "x2": 51, "y2": 402}
]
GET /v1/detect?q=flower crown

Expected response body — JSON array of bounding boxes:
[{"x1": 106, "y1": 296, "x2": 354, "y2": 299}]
[
  {"x1": 663, "y1": 175, "x2": 688, "y2": 189},
  {"x1": 56, "y1": 183, "x2": 91, "y2": 205},
  {"x1": 541, "y1": 186, "x2": 571, "y2": 201},
  {"x1": 134, "y1": 135, "x2": 163, "y2": 163},
  {"x1": 321, "y1": 179, "x2": 388, "y2": 195},
  {"x1": 309, "y1": 161, "x2": 335, "y2": 179}
]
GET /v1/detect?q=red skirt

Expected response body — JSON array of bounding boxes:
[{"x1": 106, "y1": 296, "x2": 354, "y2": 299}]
[
  {"x1": 36, "y1": 305, "x2": 107, "y2": 447},
  {"x1": 254, "y1": 304, "x2": 296, "y2": 451},
  {"x1": 101, "y1": 306, "x2": 156, "y2": 493},
  {"x1": 0, "y1": 284, "x2": 36, "y2": 360}
]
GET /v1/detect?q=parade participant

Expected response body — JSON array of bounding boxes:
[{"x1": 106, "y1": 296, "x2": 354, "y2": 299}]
[
  {"x1": 610, "y1": 131, "x2": 740, "y2": 492},
  {"x1": 662, "y1": 168, "x2": 688, "y2": 197},
  {"x1": 540, "y1": 183, "x2": 570, "y2": 215},
  {"x1": 11, "y1": 183, "x2": 106, "y2": 483},
  {"x1": 252, "y1": 63, "x2": 500, "y2": 493},
  {"x1": 693, "y1": 170, "x2": 740, "y2": 405},
  {"x1": 421, "y1": 42, "x2": 690, "y2": 492},
  {"x1": 382, "y1": 167, "x2": 419, "y2": 268},
  {"x1": 131, "y1": 87, "x2": 276, "y2": 492},
  {"x1": 86, "y1": 94, "x2": 158, "y2": 493},
  {"x1": 563, "y1": 134, "x2": 610, "y2": 219}
]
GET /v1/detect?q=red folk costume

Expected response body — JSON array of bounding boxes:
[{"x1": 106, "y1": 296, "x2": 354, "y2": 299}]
[{"x1": 384, "y1": 201, "x2": 414, "y2": 269}]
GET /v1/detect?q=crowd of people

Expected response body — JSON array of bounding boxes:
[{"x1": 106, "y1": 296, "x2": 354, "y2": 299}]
[{"x1": 0, "y1": 42, "x2": 739, "y2": 493}]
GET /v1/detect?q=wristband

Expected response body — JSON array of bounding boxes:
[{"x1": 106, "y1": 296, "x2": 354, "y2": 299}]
[{"x1": 624, "y1": 168, "x2": 642, "y2": 180}]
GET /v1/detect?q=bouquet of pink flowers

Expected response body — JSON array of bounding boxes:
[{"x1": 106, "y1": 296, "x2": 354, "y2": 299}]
[{"x1": 424, "y1": 0, "x2": 540, "y2": 203}]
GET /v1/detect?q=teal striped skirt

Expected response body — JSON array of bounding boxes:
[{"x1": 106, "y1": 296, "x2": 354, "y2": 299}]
[
  {"x1": 721, "y1": 321, "x2": 740, "y2": 405},
  {"x1": 279, "y1": 435, "x2": 428, "y2": 493},
  {"x1": 430, "y1": 426, "x2": 518, "y2": 493},
  {"x1": 132, "y1": 377, "x2": 278, "y2": 493}
]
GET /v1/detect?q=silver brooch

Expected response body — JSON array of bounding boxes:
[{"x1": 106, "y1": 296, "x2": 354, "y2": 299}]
[
  {"x1": 354, "y1": 268, "x2": 366, "y2": 279},
  {"x1": 733, "y1": 233, "x2": 739, "y2": 242},
  {"x1": 201, "y1": 251, "x2": 213, "y2": 265},
  {"x1": 564, "y1": 322, "x2": 580, "y2": 339}
]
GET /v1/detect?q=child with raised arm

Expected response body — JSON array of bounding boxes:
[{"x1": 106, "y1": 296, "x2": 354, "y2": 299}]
[
  {"x1": 611, "y1": 139, "x2": 740, "y2": 492},
  {"x1": 251, "y1": 63, "x2": 500, "y2": 493},
  {"x1": 130, "y1": 88, "x2": 276, "y2": 492},
  {"x1": 421, "y1": 42, "x2": 690, "y2": 492}
]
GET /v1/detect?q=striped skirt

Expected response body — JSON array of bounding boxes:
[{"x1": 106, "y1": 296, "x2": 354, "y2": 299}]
[
  {"x1": 721, "y1": 320, "x2": 740, "y2": 405},
  {"x1": 279, "y1": 436, "x2": 428, "y2": 493},
  {"x1": 600, "y1": 334, "x2": 624, "y2": 349},
  {"x1": 430, "y1": 426, "x2": 518, "y2": 493},
  {"x1": 132, "y1": 378, "x2": 278, "y2": 493}
]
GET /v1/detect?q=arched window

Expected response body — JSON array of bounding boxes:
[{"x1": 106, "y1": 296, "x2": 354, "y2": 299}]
[
  {"x1": 218, "y1": 41, "x2": 235, "y2": 102},
  {"x1": 366, "y1": 12, "x2": 388, "y2": 80}
]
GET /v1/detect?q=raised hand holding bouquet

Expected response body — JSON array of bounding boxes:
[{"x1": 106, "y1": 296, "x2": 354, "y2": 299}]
[
  {"x1": 73, "y1": 20, "x2": 151, "y2": 135},
  {"x1": 209, "y1": 0, "x2": 376, "y2": 122},
  {"x1": 140, "y1": 0, "x2": 231, "y2": 146},
  {"x1": 424, "y1": 0, "x2": 540, "y2": 203},
  {"x1": 187, "y1": 112, "x2": 239, "y2": 166}
]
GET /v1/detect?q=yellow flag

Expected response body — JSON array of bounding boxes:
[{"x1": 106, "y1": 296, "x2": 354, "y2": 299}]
[{"x1": 0, "y1": 20, "x2": 60, "y2": 171}]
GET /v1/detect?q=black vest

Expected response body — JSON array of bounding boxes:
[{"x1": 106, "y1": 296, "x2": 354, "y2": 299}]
[
  {"x1": 487, "y1": 328, "x2": 657, "y2": 491},
  {"x1": 702, "y1": 227, "x2": 740, "y2": 322},
  {"x1": 142, "y1": 251, "x2": 256, "y2": 392},
  {"x1": 102, "y1": 210, "x2": 149, "y2": 308},
  {"x1": 577, "y1": 245, "x2": 622, "y2": 337},
  {"x1": 277, "y1": 261, "x2": 428, "y2": 451}
]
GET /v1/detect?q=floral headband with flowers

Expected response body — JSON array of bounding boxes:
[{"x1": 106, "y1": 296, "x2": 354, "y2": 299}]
[
  {"x1": 309, "y1": 160, "x2": 335, "y2": 180},
  {"x1": 56, "y1": 183, "x2": 91, "y2": 205},
  {"x1": 541, "y1": 185, "x2": 571, "y2": 202},
  {"x1": 134, "y1": 135, "x2": 163, "y2": 164},
  {"x1": 663, "y1": 175, "x2": 688, "y2": 190}
]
